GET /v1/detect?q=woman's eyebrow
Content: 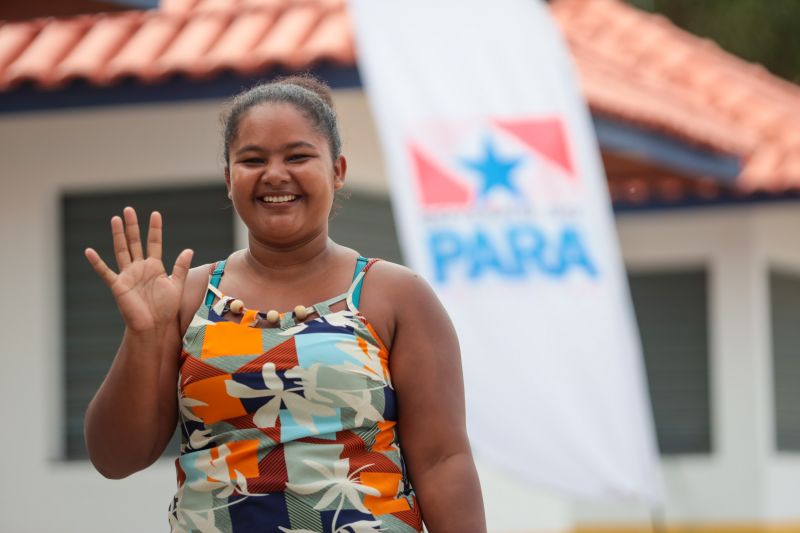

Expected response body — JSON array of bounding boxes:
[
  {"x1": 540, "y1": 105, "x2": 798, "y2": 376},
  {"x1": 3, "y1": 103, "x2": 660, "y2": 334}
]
[
  {"x1": 284, "y1": 141, "x2": 317, "y2": 150},
  {"x1": 235, "y1": 141, "x2": 316, "y2": 156},
  {"x1": 234, "y1": 144, "x2": 265, "y2": 156}
]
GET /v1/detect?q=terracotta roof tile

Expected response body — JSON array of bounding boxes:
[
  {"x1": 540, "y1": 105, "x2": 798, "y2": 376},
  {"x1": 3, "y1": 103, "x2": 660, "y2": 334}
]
[
  {"x1": 248, "y1": 4, "x2": 325, "y2": 70},
  {"x1": 0, "y1": 21, "x2": 41, "y2": 73},
  {"x1": 52, "y1": 12, "x2": 141, "y2": 87},
  {"x1": 153, "y1": 9, "x2": 232, "y2": 79},
  {"x1": 1, "y1": 0, "x2": 799, "y2": 198},
  {"x1": 298, "y1": 6, "x2": 353, "y2": 65},
  {"x1": 3, "y1": 16, "x2": 91, "y2": 89},
  {"x1": 104, "y1": 11, "x2": 185, "y2": 83},
  {"x1": 200, "y1": 9, "x2": 279, "y2": 75},
  {"x1": 551, "y1": 0, "x2": 800, "y2": 192},
  {"x1": 161, "y1": 0, "x2": 201, "y2": 14}
]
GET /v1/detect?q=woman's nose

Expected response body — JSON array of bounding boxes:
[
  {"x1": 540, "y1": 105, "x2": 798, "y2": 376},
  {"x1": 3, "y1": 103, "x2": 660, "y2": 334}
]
[{"x1": 261, "y1": 162, "x2": 290, "y2": 185}]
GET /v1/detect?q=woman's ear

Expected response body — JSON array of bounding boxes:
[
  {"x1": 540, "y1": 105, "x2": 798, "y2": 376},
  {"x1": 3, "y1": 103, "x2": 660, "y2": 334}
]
[
  {"x1": 333, "y1": 155, "x2": 347, "y2": 190},
  {"x1": 224, "y1": 167, "x2": 232, "y2": 199}
]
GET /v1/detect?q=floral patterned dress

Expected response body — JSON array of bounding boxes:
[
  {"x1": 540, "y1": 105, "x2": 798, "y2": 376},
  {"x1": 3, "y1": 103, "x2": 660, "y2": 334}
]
[{"x1": 169, "y1": 257, "x2": 423, "y2": 533}]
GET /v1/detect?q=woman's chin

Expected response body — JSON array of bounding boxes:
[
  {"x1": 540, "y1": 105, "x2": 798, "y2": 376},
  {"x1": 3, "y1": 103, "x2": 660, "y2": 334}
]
[{"x1": 250, "y1": 225, "x2": 315, "y2": 247}]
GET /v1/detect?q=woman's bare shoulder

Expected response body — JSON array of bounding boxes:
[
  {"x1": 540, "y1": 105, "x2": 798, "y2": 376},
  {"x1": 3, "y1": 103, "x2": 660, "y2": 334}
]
[
  {"x1": 366, "y1": 260, "x2": 423, "y2": 287},
  {"x1": 362, "y1": 260, "x2": 444, "y2": 316}
]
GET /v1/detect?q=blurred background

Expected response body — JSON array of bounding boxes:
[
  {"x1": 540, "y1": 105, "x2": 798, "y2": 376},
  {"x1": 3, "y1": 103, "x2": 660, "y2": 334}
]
[{"x1": 1, "y1": 0, "x2": 799, "y2": 531}]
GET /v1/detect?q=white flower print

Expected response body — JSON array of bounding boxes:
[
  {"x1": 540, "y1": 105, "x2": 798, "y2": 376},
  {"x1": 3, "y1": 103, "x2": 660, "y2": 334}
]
[
  {"x1": 327, "y1": 389, "x2": 383, "y2": 427},
  {"x1": 179, "y1": 390, "x2": 206, "y2": 423},
  {"x1": 225, "y1": 363, "x2": 336, "y2": 432},
  {"x1": 188, "y1": 444, "x2": 237, "y2": 498},
  {"x1": 345, "y1": 520, "x2": 385, "y2": 532},
  {"x1": 335, "y1": 337, "x2": 389, "y2": 386},
  {"x1": 285, "y1": 459, "x2": 379, "y2": 511},
  {"x1": 285, "y1": 458, "x2": 382, "y2": 532},
  {"x1": 278, "y1": 309, "x2": 356, "y2": 337},
  {"x1": 335, "y1": 361, "x2": 387, "y2": 386},
  {"x1": 279, "y1": 322, "x2": 309, "y2": 336},
  {"x1": 322, "y1": 311, "x2": 357, "y2": 329},
  {"x1": 187, "y1": 444, "x2": 262, "y2": 500},
  {"x1": 188, "y1": 428, "x2": 215, "y2": 450},
  {"x1": 285, "y1": 364, "x2": 331, "y2": 405}
]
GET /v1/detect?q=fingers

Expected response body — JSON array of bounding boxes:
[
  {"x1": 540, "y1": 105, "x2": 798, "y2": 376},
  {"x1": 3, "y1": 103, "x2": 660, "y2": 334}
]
[
  {"x1": 111, "y1": 215, "x2": 131, "y2": 270},
  {"x1": 85, "y1": 248, "x2": 118, "y2": 288},
  {"x1": 123, "y1": 207, "x2": 144, "y2": 261},
  {"x1": 171, "y1": 249, "x2": 194, "y2": 288},
  {"x1": 146, "y1": 211, "x2": 163, "y2": 261}
]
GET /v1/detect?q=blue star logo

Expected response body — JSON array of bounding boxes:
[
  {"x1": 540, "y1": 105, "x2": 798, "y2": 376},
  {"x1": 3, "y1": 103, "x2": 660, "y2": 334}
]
[{"x1": 462, "y1": 136, "x2": 525, "y2": 199}]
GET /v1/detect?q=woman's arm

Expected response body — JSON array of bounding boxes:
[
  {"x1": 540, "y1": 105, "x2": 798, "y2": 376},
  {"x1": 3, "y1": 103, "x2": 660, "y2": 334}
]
[
  {"x1": 380, "y1": 264, "x2": 486, "y2": 532},
  {"x1": 83, "y1": 207, "x2": 193, "y2": 479},
  {"x1": 84, "y1": 325, "x2": 181, "y2": 478}
]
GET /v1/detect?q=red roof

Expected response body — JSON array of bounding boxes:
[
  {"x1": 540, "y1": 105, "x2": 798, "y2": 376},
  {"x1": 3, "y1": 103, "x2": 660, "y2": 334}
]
[
  {"x1": 0, "y1": 0, "x2": 354, "y2": 89},
  {"x1": 1, "y1": 0, "x2": 799, "y2": 193},
  {"x1": 552, "y1": 0, "x2": 800, "y2": 193}
]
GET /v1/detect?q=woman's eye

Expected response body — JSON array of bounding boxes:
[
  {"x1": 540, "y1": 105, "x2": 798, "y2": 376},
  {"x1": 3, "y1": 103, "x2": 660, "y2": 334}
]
[
  {"x1": 242, "y1": 158, "x2": 264, "y2": 164},
  {"x1": 288, "y1": 154, "x2": 311, "y2": 162}
]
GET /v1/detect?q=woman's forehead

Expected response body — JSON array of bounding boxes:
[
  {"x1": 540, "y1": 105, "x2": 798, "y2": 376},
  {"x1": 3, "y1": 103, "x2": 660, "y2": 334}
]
[
  {"x1": 234, "y1": 103, "x2": 322, "y2": 145},
  {"x1": 240, "y1": 102, "x2": 314, "y2": 130}
]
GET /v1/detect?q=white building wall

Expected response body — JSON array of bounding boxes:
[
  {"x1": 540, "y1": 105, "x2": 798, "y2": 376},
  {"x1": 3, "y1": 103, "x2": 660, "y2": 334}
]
[
  {"x1": 574, "y1": 205, "x2": 800, "y2": 527},
  {"x1": 0, "y1": 101, "x2": 231, "y2": 533},
  {"x1": 0, "y1": 91, "x2": 571, "y2": 533},
  {"x1": 754, "y1": 208, "x2": 800, "y2": 521}
]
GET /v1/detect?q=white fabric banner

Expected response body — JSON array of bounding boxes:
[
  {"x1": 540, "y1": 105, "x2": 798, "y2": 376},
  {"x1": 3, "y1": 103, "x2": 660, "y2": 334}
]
[{"x1": 350, "y1": 0, "x2": 661, "y2": 503}]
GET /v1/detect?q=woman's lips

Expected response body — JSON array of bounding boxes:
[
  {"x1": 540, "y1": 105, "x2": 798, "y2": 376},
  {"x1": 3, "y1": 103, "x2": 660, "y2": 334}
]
[{"x1": 259, "y1": 194, "x2": 300, "y2": 204}]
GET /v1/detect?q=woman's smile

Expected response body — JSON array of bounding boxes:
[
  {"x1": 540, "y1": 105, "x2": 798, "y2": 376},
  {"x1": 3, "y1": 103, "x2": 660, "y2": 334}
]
[
  {"x1": 257, "y1": 193, "x2": 303, "y2": 208},
  {"x1": 259, "y1": 194, "x2": 300, "y2": 204}
]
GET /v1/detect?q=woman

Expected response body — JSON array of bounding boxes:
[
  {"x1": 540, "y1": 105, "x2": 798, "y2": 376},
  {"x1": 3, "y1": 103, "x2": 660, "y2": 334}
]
[{"x1": 84, "y1": 76, "x2": 486, "y2": 532}]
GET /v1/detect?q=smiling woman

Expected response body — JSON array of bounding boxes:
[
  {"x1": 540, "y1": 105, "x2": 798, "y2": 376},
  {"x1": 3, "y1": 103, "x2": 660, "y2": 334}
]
[
  {"x1": 83, "y1": 75, "x2": 486, "y2": 533},
  {"x1": 224, "y1": 95, "x2": 345, "y2": 249}
]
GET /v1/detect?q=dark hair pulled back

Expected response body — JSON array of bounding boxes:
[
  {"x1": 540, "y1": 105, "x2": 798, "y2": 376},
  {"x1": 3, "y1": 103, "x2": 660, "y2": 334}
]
[{"x1": 221, "y1": 74, "x2": 341, "y2": 165}]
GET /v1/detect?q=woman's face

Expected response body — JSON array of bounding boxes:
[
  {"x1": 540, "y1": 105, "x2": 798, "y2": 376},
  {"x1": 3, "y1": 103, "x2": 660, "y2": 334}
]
[{"x1": 226, "y1": 102, "x2": 345, "y2": 246}]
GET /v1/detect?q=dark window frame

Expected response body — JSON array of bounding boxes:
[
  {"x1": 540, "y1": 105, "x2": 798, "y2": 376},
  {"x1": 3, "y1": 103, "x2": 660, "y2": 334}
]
[
  {"x1": 61, "y1": 183, "x2": 234, "y2": 460},
  {"x1": 627, "y1": 267, "x2": 714, "y2": 456},
  {"x1": 769, "y1": 267, "x2": 800, "y2": 453}
]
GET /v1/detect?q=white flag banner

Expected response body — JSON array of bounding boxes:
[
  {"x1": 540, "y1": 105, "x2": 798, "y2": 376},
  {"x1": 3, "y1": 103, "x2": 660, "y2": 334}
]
[{"x1": 350, "y1": 0, "x2": 662, "y2": 502}]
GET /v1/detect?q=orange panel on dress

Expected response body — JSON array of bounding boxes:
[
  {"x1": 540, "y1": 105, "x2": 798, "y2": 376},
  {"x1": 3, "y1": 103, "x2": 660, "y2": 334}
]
[
  {"x1": 360, "y1": 471, "x2": 411, "y2": 515},
  {"x1": 183, "y1": 374, "x2": 248, "y2": 424},
  {"x1": 373, "y1": 420, "x2": 397, "y2": 452},
  {"x1": 201, "y1": 321, "x2": 263, "y2": 358},
  {"x1": 224, "y1": 440, "x2": 260, "y2": 479},
  {"x1": 365, "y1": 323, "x2": 391, "y2": 380}
]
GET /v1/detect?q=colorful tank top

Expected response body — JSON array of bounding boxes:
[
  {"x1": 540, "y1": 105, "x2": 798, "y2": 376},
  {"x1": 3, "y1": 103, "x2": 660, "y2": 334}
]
[{"x1": 169, "y1": 257, "x2": 423, "y2": 533}]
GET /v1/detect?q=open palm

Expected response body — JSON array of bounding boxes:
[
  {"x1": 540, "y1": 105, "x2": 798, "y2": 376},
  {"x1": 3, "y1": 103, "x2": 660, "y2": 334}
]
[{"x1": 85, "y1": 207, "x2": 193, "y2": 333}]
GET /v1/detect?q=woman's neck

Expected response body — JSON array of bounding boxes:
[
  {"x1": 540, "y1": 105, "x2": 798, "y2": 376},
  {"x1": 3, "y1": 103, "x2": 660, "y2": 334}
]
[{"x1": 243, "y1": 228, "x2": 338, "y2": 283}]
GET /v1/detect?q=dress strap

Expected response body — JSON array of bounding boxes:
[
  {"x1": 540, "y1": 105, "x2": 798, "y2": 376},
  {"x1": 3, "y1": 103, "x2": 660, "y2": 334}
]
[
  {"x1": 204, "y1": 259, "x2": 227, "y2": 307},
  {"x1": 347, "y1": 257, "x2": 379, "y2": 311}
]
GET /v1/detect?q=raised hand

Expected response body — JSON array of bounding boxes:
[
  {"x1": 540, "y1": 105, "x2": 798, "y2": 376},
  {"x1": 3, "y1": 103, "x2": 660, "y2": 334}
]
[{"x1": 85, "y1": 207, "x2": 194, "y2": 333}]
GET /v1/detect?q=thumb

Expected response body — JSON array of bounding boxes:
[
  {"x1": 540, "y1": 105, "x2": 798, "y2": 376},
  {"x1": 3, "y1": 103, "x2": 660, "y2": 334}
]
[{"x1": 170, "y1": 249, "x2": 194, "y2": 288}]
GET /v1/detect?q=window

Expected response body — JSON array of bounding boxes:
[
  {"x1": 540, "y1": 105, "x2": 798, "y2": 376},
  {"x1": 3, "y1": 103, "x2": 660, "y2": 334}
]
[
  {"x1": 770, "y1": 270, "x2": 800, "y2": 451},
  {"x1": 628, "y1": 270, "x2": 712, "y2": 454},
  {"x1": 62, "y1": 184, "x2": 234, "y2": 460}
]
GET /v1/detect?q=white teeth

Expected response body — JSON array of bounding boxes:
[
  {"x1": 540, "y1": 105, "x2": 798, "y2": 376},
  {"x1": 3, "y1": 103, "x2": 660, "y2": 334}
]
[{"x1": 261, "y1": 195, "x2": 297, "y2": 203}]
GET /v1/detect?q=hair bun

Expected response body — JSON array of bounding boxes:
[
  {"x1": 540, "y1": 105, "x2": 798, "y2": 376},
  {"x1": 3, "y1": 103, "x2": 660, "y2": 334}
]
[
  {"x1": 221, "y1": 73, "x2": 342, "y2": 165},
  {"x1": 279, "y1": 74, "x2": 335, "y2": 110}
]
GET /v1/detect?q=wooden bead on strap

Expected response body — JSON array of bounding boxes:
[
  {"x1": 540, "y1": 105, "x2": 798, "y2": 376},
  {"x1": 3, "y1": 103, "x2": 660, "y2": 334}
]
[
  {"x1": 229, "y1": 299, "x2": 245, "y2": 314},
  {"x1": 294, "y1": 305, "x2": 309, "y2": 321},
  {"x1": 266, "y1": 309, "x2": 280, "y2": 324}
]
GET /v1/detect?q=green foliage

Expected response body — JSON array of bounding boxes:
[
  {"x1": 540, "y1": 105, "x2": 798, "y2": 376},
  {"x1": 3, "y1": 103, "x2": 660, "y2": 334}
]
[{"x1": 625, "y1": 0, "x2": 800, "y2": 83}]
